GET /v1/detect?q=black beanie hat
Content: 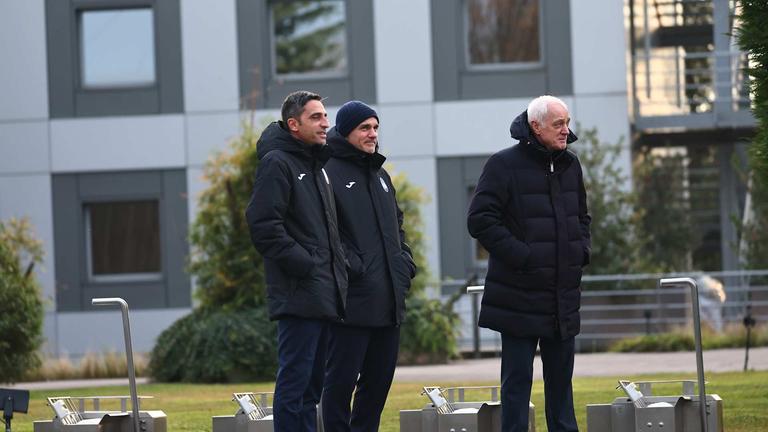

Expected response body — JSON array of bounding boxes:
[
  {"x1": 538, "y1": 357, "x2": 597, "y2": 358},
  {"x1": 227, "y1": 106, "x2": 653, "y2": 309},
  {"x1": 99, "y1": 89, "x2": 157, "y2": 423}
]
[{"x1": 335, "y1": 100, "x2": 378, "y2": 137}]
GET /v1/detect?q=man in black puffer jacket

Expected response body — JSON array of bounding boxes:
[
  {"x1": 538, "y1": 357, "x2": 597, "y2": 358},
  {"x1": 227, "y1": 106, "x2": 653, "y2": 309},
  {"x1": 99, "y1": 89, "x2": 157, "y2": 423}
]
[
  {"x1": 245, "y1": 91, "x2": 347, "y2": 432},
  {"x1": 468, "y1": 95, "x2": 591, "y2": 432},
  {"x1": 321, "y1": 101, "x2": 416, "y2": 431}
]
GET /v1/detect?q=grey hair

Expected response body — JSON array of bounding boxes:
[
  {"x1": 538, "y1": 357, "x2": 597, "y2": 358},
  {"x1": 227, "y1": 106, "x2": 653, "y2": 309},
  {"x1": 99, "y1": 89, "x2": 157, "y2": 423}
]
[{"x1": 527, "y1": 95, "x2": 568, "y2": 125}]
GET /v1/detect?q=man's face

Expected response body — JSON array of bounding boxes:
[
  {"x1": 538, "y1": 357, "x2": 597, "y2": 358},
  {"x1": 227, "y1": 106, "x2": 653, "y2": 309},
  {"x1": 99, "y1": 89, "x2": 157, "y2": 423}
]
[
  {"x1": 287, "y1": 99, "x2": 330, "y2": 145},
  {"x1": 346, "y1": 117, "x2": 379, "y2": 154},
  {"x1": 531, "y1": 102, "x2": 570, "y2": 151}
]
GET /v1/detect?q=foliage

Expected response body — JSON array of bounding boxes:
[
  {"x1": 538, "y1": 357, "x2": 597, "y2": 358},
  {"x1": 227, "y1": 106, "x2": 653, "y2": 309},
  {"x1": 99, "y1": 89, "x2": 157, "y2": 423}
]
[
  {"x1": 571, "y1": 127, "x2": 637, "y2": 275},
  {"x1": 736, "y1": 1, "x2": 768, "y2": 185},
  {"x1": 150, "y1": 307, "x2": 277, "y2": 383},
  {"x1": 390, "y1": 171, "x2": 460, "y2": 364},
  {"x1": 737, "y1": 164, "x2": 768, "y2": 271},
  {"x1": 0, "y1": 218, "x2": 44, "y2": 383},
  {"x1": 24, "y1": 352, "x2": 149, "y2": 381},
  {"x1": 609, "y1": 323, "x2": 768, "y2": 352},
  {"x1": 633, "y1": 147, "x2": 697, "y2": 272},
  {"x1": 188, "y1": 122, "x2": 264, "y2": 311}
]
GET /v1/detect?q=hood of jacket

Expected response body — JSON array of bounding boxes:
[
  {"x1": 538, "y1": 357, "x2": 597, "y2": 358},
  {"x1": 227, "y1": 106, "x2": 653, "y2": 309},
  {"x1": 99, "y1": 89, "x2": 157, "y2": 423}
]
[
  {"x1": 327, "y1": 126, "x2": 386, "y2": 170},
  {"x1": 509, "y1": 110, "x2": 578, "y2": 151},
  {"x1": 257, "y1": 121, "x2": 332, "y2": 162}
]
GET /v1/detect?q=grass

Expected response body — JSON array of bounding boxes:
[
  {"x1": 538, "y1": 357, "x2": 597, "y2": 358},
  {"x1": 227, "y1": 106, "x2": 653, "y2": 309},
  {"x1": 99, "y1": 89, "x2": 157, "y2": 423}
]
[{"x1": 10, "y1": 371, "x2": 768, "y2": 431}]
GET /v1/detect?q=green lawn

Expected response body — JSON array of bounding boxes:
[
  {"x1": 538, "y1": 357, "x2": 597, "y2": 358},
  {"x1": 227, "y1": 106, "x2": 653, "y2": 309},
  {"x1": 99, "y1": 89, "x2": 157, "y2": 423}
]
[{"x1": 11, "y1": 370, "x2": 768, "y2": 431}]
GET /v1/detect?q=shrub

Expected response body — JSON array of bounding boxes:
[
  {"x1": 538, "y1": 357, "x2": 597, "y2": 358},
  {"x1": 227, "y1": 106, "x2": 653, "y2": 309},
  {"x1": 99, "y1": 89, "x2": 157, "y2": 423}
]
[
  {"x1": 150, "y1": 308, "x2": 277, "y2": 383},
  {"x1": 0, "y1": 218, "x2": 44, "y2": 383},
  {"x1": 609, "y1": 323, "x2": 768, "y2": 352},
  {"x1": 23, "y1": 352, "x2": 149, "y2": 381}
]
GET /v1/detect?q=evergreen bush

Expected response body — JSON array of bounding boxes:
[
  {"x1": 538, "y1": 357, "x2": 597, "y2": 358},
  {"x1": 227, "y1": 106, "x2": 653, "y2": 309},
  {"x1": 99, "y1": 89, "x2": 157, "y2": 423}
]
[{"x1": 0, "y1": 218, "x2": 44, "y2": 383}]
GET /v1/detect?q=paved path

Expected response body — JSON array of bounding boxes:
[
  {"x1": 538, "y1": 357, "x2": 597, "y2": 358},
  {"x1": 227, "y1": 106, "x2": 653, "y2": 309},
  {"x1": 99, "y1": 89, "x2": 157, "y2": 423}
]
[
  {"x1": 393, "y1": 347, "x2": 768, "y2": 383},
  {"x1": 7, "y1": 347, "x2": 766, "y2": 390}
]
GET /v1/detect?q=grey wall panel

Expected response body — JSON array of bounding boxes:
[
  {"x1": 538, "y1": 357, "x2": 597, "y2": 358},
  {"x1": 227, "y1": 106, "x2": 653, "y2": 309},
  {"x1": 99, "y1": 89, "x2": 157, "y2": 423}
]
[
  {"x1": 162, "y1": 170, "x2": 191, "y2": 308},
  {"x1": 461, "y1": 72, "x2": 548, "y2": 100},
  {"x1": 46, "y1": 0, "x2": 76, "y2": 117},
  {"x1": 235, "y1": 0, "x2": 267, "y2": 110},
  {"x1": 431, "y1": 0, "x2": 461, "y2": 101},
  {"x1": 347, "y1": 0, "x2": 376, "y2": 103},
  {"x1": 437, "y1": 158, "x2": 466, "y2": 279},
  {"x1": 78, "y1": 171, "x2": 162, "y2": 198},
  {"x1": 52, "y1": 174, "x2": 82, "y2": 311},
  {"x1": 74, "y1": 89, "x2": 159, "y2": 117},
  {"x1": 543, "y1": 0, "x2": 573, "y2": 96},
  {"x1": 157, "y1": 0, "x2": 184, "y2": 113}
]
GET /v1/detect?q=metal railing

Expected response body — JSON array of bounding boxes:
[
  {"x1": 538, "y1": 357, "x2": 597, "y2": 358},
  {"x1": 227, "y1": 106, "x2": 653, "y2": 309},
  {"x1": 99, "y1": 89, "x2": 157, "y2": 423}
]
[{"x1": 440, "y1": 270, "x2": 768, "y2": 353}]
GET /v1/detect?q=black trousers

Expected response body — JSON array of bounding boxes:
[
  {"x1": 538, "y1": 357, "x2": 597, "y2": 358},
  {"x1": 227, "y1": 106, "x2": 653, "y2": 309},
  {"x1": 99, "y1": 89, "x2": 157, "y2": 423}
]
[
  {"x1": 322, "y1": 324, "x2": 400, "y2": 432},
  {"x1": 500, "y1": 334, "x2": 578, "y2": 432},
  {"x1": 273, "y1": 317, "x2": 328, "y2": 432}
]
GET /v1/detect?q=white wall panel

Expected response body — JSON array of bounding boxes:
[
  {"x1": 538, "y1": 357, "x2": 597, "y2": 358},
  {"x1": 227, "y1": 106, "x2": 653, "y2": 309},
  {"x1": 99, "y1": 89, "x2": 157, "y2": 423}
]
[
  {"x1": 571, "y1": 0, "x2": 628, "y2": 95},
  {"x1": 51, "y1": 115, "x2": 186, "y2": 172},
  {"x1": 373, "y1": 0, "x2": 433, "y2": 103},
  {"x1": 572, "y1": 94, "x2": 632, "y2": 179},
  {"x1": 377, "y1": 103, "x2": 434, "y2": 158},
  {"x1": 434, "y1": 98, "x2": 574, "y2": 156},
  {"x1": 186, "y1": 112, "x2": 242, "y2": 166},
  {"x1": 0, "y1": 121, "x2": 50, "y2": 174},
  {"x1": 384, "y1": 157, "x2": 440, "y2": 279},
  {"x1": 56, "y1": 308, "x2": 191, "y2": 355},
  {"x1": 181, "y1": 0, "x2": 240, "y2": 112},
  {"x1": 0, "y1": 0, "x2": 49, "y2": 120}
]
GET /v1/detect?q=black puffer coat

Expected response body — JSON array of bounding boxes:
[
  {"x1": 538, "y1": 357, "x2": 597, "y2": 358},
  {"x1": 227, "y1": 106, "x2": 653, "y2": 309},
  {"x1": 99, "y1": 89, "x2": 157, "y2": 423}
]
[
  {"x1": 245, "y1": 121, "x2": 348, "y2": 322},
  {"x1": 467, "y1": 111, "x2": 591, "y2": 339},
  {"x1": 324, "y1": 127, "x2": 417, "y2": 326}
]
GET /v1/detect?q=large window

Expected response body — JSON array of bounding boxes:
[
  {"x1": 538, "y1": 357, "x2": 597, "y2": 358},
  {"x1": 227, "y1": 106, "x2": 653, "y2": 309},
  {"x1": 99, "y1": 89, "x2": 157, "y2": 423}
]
[
  {"x1": 431, "y1": 0, "x2": 573, "y2": 100},
  {"x1": 79, "y1": 8, "x2": 156, "y2": 88},
  {"x1": 271, "y1": 0, "x2": 348, "y2": 78},
  {"x1": 237, "y1": 0, "x2": 375, "y2": 109},
  {"x1": 46, "y1": 0, "x2": 183, "y2": 117},
  {"x1": 85, "y1": 200, "x2": 161, "y2": 282},
  {"x1": 466, "y1": 0, "x2": 540, "y2": 67},
  {"x1": 53, "y1": 170, "x2": 190, "y2": 311}
]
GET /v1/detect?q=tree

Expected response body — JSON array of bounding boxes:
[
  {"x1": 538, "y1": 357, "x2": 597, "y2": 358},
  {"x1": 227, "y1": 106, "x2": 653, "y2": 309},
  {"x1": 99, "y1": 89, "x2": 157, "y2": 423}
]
[
  {"x1": 571, "y1": 128, "x2": 637, "y2": 275},
  {"x1": 0, "y1": 218, "x2": 44, "y2": 383},
  {"x1": 736, "y1": 1, "x2": 768, "y2": 184}
]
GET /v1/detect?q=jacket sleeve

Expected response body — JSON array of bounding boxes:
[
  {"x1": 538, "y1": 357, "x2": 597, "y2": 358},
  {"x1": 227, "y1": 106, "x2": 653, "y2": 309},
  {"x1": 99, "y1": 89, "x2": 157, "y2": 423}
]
[
  {"x1": 467, "y1": 153, "x2": 530, "y2": 269},
  {"x1": 245, "y1": 154, "x2": 314, "y2": 277},
  {"x1": 577, "y1": 160, "x2": 592, "y2": 266}
]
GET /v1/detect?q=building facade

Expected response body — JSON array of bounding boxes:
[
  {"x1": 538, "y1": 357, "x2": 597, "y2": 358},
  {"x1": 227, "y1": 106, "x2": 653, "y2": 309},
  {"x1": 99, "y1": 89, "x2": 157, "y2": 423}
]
[{"x1": 3, "y1": 0, "x2": 699, "y2": 356}]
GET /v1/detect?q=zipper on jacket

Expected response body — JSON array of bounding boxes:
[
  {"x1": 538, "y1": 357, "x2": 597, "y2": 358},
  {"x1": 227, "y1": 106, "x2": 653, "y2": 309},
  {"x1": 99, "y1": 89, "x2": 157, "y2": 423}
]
[{"x1": 549, "y1": 159, "x2": 554, "y2": 173}]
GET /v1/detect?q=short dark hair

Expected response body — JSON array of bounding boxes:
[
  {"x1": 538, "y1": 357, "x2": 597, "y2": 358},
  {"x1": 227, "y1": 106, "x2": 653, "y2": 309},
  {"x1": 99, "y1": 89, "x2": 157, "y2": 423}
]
[{"x1": 281, "y1": 91, "x2": 323, "y2": 124}]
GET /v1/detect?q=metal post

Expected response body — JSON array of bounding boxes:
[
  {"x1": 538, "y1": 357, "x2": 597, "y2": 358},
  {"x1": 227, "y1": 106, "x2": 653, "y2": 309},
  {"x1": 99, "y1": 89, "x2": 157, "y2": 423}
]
[
  {"x1": 467, "y1": 285, "x2": 484, "y2": 358},
  {"x1": 92, "y1": 298, "x2": 140, "y2": 432},
  {"x1": 660, "y1": 278, "x2": 707, "y2": 432}
]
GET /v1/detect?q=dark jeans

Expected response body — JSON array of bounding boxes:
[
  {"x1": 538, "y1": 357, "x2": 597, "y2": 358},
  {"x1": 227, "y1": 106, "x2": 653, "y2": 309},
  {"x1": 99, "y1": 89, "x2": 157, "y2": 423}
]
[
  {"x1": 273, "y1": 317, "x2": 328, "y2": 432},
  {"x1": 501, "y1": 334, "x2": 577, "y2": 432},
  {"x1": 322, "y1": 324, "x2": 400, "y2": 432}
]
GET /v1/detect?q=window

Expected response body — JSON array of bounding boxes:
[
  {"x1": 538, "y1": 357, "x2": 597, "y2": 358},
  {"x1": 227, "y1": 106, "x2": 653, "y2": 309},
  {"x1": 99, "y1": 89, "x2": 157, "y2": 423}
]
[
  {"x1": 466, "y1": 0, "x2": 540, "y2": 67},
  {"x1": 431, "y1": 0, "x2": 573, "y2": 100},
  {"x1": 52, "y1": 170, "x2": 190, "y2": 311},
  {"x1": 46, "y1": 0, "x2": 183, "y2": 117},
  {"x1": 85, "y1": 201, "x2": 161, "y2": 282},
  {"x1": 79, "y1": 8, "x2": 156, "y2": 88},
  {"x1": 271, "y1": 0, "x2": 348, "y2": 78},
  {"x1": 237, "y1": 0, "x2": 375, "y2": 109}
]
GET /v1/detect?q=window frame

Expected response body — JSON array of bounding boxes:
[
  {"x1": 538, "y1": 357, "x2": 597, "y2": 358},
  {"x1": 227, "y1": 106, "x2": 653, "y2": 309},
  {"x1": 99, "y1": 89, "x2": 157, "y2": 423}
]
[
  {"x1": 46, "y1": 0, "x2": 183, "y2": 118},
  {"x1": 236, "y1": 0, "x2": 376, "y2": 110},
  {"x1": 431, "y1": 0, "x2": 573, "y2": 101},
  {"x1": 52, "y1": 170, "x2": 190, "y2": 311},
  {"x1": 462, "y1": 0, "x2": 545, "y2": 72}
]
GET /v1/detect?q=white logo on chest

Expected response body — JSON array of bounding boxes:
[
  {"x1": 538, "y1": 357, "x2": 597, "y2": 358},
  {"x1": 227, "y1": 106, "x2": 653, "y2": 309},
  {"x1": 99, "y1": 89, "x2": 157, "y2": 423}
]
[
  {"x1": 345, "y1": 181, "x2": 355, "y2": 189},
  {"x1": 297, "y1": 173, "x2": 306, "y2": 180},
  {"x1": 379, "y1": 177, "x2": 389, "y2": 192}
]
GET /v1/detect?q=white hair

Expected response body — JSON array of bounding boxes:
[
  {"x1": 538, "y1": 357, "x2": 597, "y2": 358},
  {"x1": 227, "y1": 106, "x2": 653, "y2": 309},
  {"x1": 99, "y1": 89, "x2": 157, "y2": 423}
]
[{"x1": 527, "y1": 95, "x2": 568, "y2": 125}]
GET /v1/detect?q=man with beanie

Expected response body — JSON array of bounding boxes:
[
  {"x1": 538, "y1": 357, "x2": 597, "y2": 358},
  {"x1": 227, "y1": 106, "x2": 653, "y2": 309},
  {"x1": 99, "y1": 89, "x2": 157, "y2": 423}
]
[
  {"x1": 245, "y1": 90, "x2": 347, "y2": 432},
  {"x1": 467, "y1": 95, "x2": 591, "y2": 432},
  {"x1": 322, "y1": 100, "x2": 417, "y2": 431}
]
